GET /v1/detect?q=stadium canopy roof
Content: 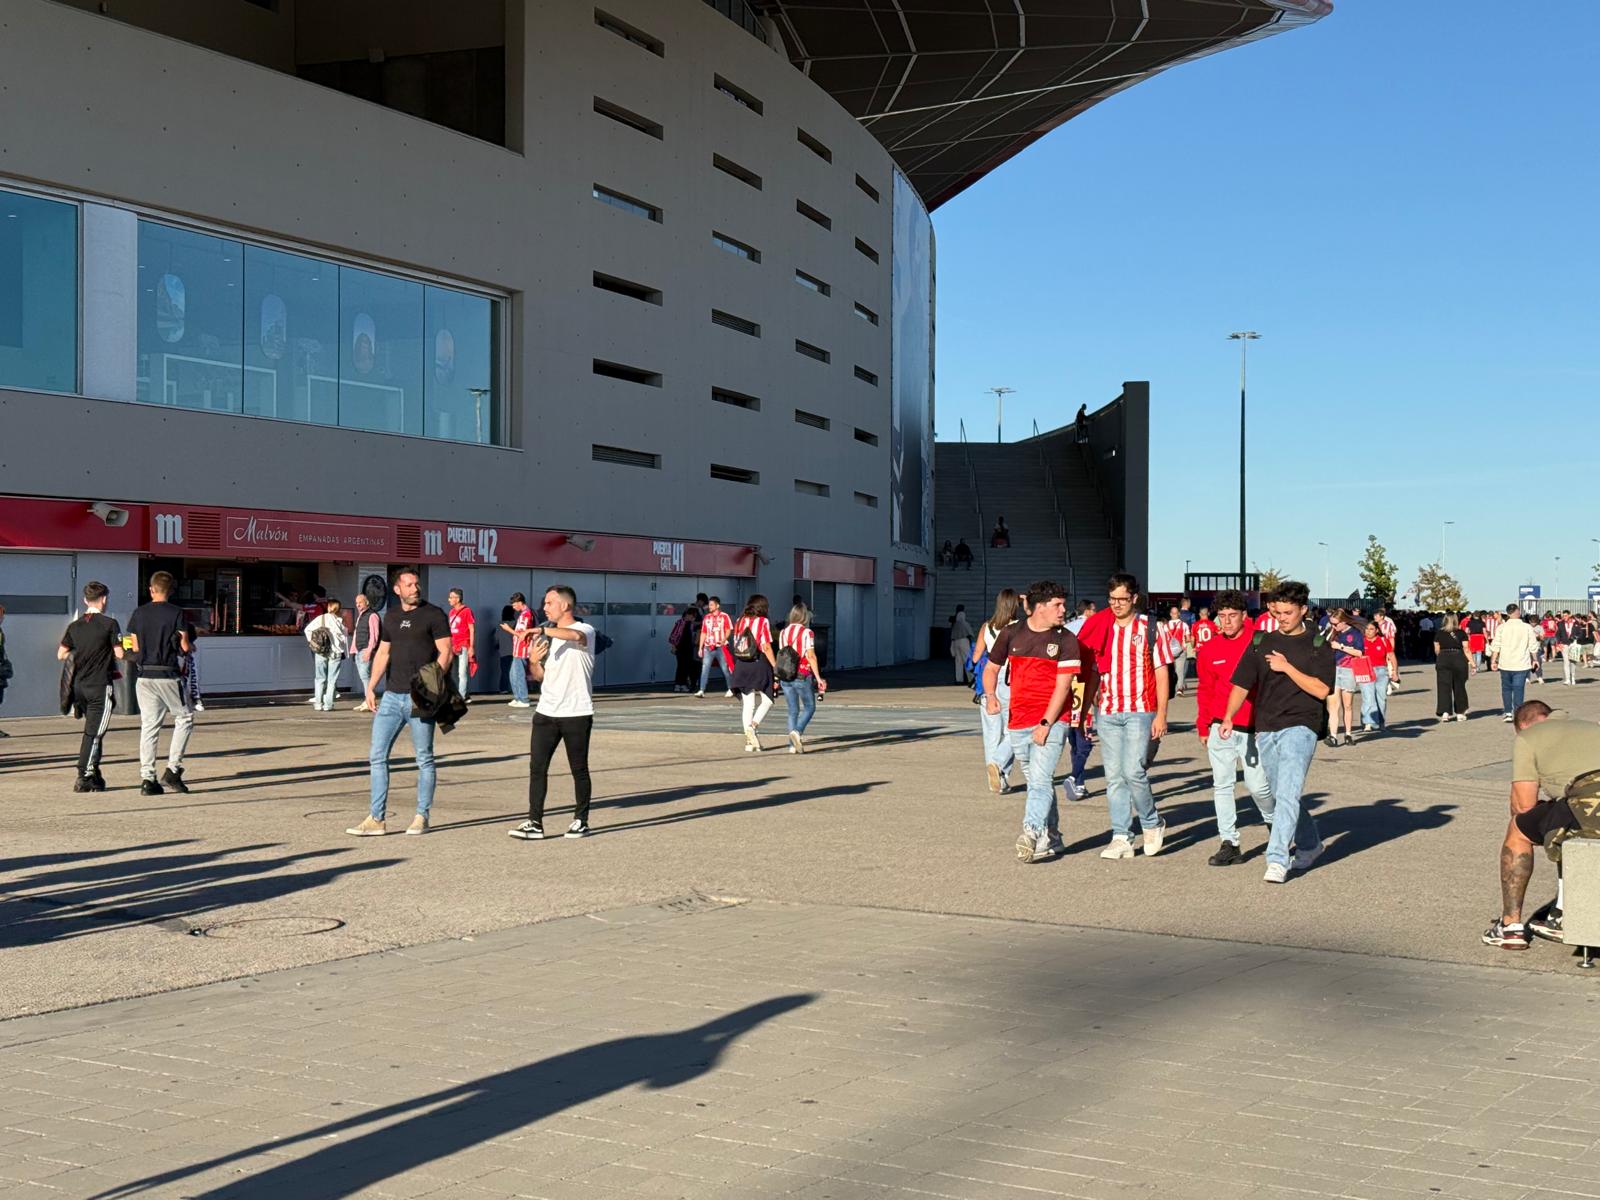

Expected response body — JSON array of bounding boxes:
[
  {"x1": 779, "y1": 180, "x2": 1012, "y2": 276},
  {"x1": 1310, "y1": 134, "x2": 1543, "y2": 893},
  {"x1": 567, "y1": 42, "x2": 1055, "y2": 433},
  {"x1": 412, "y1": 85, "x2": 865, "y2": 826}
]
[{"x1": 751, "y1": 0, "x2": 1331, "y2": 209}]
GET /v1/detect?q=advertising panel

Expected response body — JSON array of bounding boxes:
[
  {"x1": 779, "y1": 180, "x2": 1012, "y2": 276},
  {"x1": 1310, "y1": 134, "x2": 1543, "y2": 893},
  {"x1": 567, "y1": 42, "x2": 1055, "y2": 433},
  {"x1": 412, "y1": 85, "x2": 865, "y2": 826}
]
[{"x1": 890, "y1": 169, "x2": 934, "y2": 551}]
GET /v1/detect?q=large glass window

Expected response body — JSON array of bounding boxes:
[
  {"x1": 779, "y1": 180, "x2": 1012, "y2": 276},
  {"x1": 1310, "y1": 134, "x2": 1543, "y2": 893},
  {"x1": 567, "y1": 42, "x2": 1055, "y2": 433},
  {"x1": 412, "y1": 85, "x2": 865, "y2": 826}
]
[
  {"x1": 132, "y1": 216, "x2": 501, "y2": 444},
  {"x1": 137, "y1": 223, "x2": 243, "y2": 412},
  {"x1": 243, "y1": 245, "x2": 338, "y2": 425},
  {"x1": 338, "y1": 266, "x2": 423, "y2": 436},
  {"x1": 425, "y1": 286, "x2": 498, "y2": 444},
  {"x1": 0, "y1": 188, "x2": 78, "y2": 393}
]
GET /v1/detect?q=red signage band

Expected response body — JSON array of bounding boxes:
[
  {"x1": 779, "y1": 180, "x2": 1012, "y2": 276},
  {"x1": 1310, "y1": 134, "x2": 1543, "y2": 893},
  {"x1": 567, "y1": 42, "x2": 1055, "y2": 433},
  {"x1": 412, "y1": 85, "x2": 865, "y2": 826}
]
[
  {"x1": 892, "y1": 561, "x2": 926, "y2": 589},
  {"x1": 795, "y1": 548, "x2": 876, "y2": 586}
]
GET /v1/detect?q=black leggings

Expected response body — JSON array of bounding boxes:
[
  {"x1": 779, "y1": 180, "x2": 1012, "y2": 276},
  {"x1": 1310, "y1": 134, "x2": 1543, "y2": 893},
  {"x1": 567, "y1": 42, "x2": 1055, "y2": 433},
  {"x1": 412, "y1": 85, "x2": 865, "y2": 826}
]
[
  {"x1": 673, "y1": 649, "x2": 698, "y2": 688},
  {"x1": 74, "y1": 683, "x2": 114, "y2": 776},
  {"x1": 1435, "y1": 653, "x2": 1469, "y2": 717},
  {"x1": 528, "y1": 712, "x2": 592, "y2": 825}
]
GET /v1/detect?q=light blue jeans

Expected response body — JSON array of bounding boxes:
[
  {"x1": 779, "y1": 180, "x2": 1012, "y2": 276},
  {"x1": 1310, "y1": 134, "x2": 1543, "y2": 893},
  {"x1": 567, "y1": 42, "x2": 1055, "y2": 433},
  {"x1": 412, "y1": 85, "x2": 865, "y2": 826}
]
[
  {"x1": 354, "y1": 653, "x2": 375, "y2": 699},
  {"x1": 455, "y1": 650, "x2": 473, "y2": 698},
  {"x1": 781, "y1": 676, "x2": 817, "y2": 733},
  {"x1": 313, "y1": 654, "x2": 340, "y2": 710},
  {"x1": 509, "y1": 656, "x2": 529, "y2": 703},
  {"x1": 1206, "y1": 730, "x2": 1274, "y2": 845},
  {"x1": 699, "y1": 649, "x2": 730, "y2": 693},
  {"x1": 979, "y1": 682, "x2": 1016, "y2": 781},
  {"x1": 1097, "y1": 710, "x2": 1160, "y2": 840},
  {"x1": 369, "y1": 689, "x2": 436, "y2": 820},
  {"x1": 1258, "y1": 725, "x2": 1322, "y2": 869},
  {"x1": 1007, "y1": 721, "x2": 1066, "y2": 837},
  {"x1": 1360, "y1": 667, "x2": 1390, "y2": 727}
]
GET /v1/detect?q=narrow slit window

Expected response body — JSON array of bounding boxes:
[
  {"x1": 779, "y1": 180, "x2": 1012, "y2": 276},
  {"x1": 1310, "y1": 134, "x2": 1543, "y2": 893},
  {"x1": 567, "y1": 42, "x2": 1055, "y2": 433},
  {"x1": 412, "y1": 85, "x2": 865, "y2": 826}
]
[
  {"x1": 854, "y1": 491, "x2": 879, "y2": 508},
  {"x1": 853, "y1": 302, "x2": 878, "y2": 325},
  {"x1": 593, "y1": 271, "x2": 662, "y2": 304},
  {"x1": 795, "y1": 479, "x2": 830, "y2": 497},
  {"x1": 854, "y1": 237, "x2": 879, "y2": 263},
  {"x1": 594, "y1": 98, "x2": 663, "y2": 139},
  {"x1": 593, "y1": 184, "x2": 661, "y2": 222},
  {"x1": 794, "y1": 409, "x2": 830, "y2": 430},
  {"x1": 595, "y1": 9, "x2": 663, "y2": 56},
  {"x1": 711, "y1": 309, "x2": 760, "y2": 337},
  {"x1": 713, "y1": 387, "x2": 760, "y2": 411},
  {"x1": 713, "y1": 75, "x2": 763, "y2": 113},
  {"x1": 794, "y1": 339, "x2": 830, "y2": 364},
  {"x1": 854, "y1": 428, "x2": 879, "y2": 446},
  {"x1": 855, "y1": 174, "x2": 880, "y2": 202},
  {"x1": 593, "y1": 359, "x2": 662, "y2": 386},
  {"x1": 593, "y1": 444, "x2": 661, "y2": 468},
  {"x1": 796, "y1": 200, "x2": 832, "y2": 231},
  {"x1": 853, "y1": 366, "x2": 878, "y2": 386},
  {"x1": 710, "y1": 463, "x2": 760, "y2": 485},
  {"x1": 712, "y1": 154, "x2": 762, "y2": 190},
  {"x1": 712, "y1": 231, "x2": 760, "y2": 262},
  {"x1": 797, "y1": 128, "x2": 832, "y2": 163},
  {"x1": 794, "y1": 269, "x2": 830, "y2": 296}
]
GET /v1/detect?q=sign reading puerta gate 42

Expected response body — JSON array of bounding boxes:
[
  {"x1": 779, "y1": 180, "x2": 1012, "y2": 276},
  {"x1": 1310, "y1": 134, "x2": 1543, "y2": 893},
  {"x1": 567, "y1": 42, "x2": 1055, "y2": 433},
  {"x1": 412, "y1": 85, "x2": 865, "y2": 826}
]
[{"x1": 415, "y1": 522, "x2": 752, "y2": 576}]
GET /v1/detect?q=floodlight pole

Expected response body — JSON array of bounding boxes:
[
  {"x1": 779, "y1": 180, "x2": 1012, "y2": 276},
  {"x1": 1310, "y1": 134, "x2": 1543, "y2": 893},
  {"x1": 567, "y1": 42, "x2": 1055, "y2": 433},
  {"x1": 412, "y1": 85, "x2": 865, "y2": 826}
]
[
  {"x1": 986, "y1": 387, "x2": 1015, "y2": 444},
  {"x1": 1228, "y1": 332, "x2": 1259, "y2": 583}
]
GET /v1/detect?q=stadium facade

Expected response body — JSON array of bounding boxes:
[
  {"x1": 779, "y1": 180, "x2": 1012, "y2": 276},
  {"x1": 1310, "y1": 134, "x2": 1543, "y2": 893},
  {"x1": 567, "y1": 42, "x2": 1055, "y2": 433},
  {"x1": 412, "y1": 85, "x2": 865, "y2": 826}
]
[{"x1": 0, "y1": 0, "x2": 1327, "y2": 712}]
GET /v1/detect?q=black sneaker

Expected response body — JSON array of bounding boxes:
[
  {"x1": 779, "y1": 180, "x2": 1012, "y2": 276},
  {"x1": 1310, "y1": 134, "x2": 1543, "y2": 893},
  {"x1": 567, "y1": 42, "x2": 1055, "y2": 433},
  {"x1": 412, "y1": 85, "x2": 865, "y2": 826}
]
[
  {"x1": 508, "y1": 820, "x2": 545, "y2": 840},
  {"x1": 140, "y1": 779, "x2": 164, "y2": 796},
  {"x1": 1324, "y1": 735, "x2": 1338, "y2": 748},
  {"x1": 89, "y1": 770, "x2": 107, "y2": 792},
  {"x1": 1208, "y1": 841, "x2": 1242, "y2": 867},
  {"x1": 564, "y1": 819, "x2": 590, "y2": 839},
  {"x1": 73, "y1": 776, "x2": 93, "y2": 793},
  {"x1": 161, "y1": 767, "x2": 190, "y2": 794},
  {"x1": 1529, "y1": 906, "x2": 1565, "y2": 944},
  {"x1": 1481, "y1": 918, "x2": 1530, "y2": 950}
]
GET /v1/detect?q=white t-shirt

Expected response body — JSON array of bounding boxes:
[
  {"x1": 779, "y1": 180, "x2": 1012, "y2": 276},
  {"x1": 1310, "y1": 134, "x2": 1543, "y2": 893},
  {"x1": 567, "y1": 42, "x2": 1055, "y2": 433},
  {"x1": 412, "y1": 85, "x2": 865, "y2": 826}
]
[{"x1": 536, "y1": 621, "x2": 596, "y2": 718}]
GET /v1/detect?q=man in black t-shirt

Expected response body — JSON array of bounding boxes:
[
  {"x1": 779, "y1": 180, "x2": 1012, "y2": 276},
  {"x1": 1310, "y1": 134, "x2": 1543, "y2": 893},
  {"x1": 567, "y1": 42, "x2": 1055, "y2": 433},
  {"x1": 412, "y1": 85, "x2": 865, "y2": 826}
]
[
  {"x1": 58, "y1": 580, "x2": 124, "y2": 791},
  {"x1": 1218, "y1": 580, "x2": 1337, "y2": 884},
  {"x1": 127, "y1": 570, "x2": 197, "y2": 796},
  {"x1": 347, "y1": 568, "x2": 453, "y2": 837}
]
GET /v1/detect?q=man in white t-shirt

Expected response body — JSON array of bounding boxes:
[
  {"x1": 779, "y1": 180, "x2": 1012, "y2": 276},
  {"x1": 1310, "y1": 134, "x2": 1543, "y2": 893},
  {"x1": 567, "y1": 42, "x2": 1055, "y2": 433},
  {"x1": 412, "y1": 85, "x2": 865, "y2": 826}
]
[{"x1": 509, "y1": 585, "x2": 597, "y2": 840}]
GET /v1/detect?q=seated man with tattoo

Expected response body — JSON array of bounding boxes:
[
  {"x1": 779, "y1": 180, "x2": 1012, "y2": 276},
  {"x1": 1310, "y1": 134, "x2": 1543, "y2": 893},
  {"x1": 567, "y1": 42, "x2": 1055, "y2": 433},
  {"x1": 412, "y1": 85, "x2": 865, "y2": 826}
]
[{"x1": 1484, "y1": 701, "x2": 1600, "y2": 949}]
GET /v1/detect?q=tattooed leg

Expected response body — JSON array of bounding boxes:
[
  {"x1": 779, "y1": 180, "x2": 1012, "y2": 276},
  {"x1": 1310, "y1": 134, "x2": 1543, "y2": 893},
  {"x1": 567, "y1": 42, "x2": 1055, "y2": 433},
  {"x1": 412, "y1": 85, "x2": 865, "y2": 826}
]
[{"x1": 1501, "y1": 837, "x2": 1535, "y2": 924}]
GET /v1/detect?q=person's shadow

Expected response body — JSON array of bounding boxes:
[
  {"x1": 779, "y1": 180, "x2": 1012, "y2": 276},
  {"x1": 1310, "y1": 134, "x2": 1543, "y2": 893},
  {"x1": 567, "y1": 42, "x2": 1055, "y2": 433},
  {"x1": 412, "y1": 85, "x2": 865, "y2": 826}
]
[{"x1": 93, "y1": 993, "x2": 816, "y2": 1199}]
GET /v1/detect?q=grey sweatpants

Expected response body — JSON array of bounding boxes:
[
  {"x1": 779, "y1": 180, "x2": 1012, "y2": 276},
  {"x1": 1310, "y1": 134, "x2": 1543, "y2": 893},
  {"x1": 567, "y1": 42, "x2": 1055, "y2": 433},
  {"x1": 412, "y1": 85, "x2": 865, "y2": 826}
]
[{"x1": 137, "y1": 677, "x2": 195, "y2": 780}]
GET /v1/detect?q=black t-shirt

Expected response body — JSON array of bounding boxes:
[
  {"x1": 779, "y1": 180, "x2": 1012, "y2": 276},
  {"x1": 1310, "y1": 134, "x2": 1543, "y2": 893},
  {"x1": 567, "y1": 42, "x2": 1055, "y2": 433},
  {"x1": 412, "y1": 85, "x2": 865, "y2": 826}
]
[
  {"x1": 1435, "y1": 629, "x2": 1469, "y2": 656},
  {"x1": 1230, "y1": 628, "x2": 1337, "y2": 734},
  {"x1": 127, "y1": 601, "x2": 194, "y2": 678},
  {"x1": 1466, "y1": 617, "x2": 1485, "y2": 636},
  {"x1": 61, "y1": 612, "x2": 121, "y2": 690},
  {"x1": 380, "y1": 602, "x2": 450, "y2": 689}
]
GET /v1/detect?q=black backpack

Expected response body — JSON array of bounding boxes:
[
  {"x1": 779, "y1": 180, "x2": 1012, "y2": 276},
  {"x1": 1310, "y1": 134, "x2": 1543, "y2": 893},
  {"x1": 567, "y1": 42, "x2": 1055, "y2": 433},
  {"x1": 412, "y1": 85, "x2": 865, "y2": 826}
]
[
  {"x1": 774, "y1": 644, "x2": 801, "y2": 682},
  {"x1": 729, "y1": 623, "x2": 759, "y2": 662},
  {"x1": 308, "y1": 625, "x2": 334, "y2": 656}
]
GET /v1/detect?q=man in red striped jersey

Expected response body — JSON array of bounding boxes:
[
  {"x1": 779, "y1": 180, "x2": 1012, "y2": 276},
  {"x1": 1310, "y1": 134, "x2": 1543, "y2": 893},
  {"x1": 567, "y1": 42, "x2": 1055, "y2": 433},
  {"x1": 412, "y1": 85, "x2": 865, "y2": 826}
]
[
  {"x1": 983, "y1": 580, "x2": 1081, "y2": 864},
  {"x1": 1076, "y1": 572, "x2": 1174, "y2": 859}
]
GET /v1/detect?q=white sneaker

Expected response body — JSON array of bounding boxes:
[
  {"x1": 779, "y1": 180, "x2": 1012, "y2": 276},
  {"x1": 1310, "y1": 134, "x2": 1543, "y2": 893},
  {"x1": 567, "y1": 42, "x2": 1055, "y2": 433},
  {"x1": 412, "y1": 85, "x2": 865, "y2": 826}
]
[
  {"x1": 1100, "y1": 836, "x2": 1135, "y2": 860},
  {"x1": 508, "y1": 700, "x2": 531, "y2": 708},
  {"x1": 1263, "y1": 862, "x2": 1289, "y2": 883},
  {"x1": 788, "y1": 730, "x2": 804, "y2": 754},
  {"x1": 1455, "y1": 713, "x2": 1468, "y2": 723},
  {"x1": 1142, "y1": 823, "x2": 1166, "y2": 857},
  {"x1": 1292, "y1": 842, "x2": 1325, "y2": 872},
  {"x1": 1065, "y1": 779, "x2": 1087, "y2": 801},
  {"x1": 743, "y1": 726, "x2": 762, "y2": 753},
  {"x1": 695, "y1": 690, "x2": 705, "y2": 697},
  {"x1": 193, "y1": 702, "x2": 206, "y2": 712},
  {"x1": 725, "y1": 689, "x2": 735, "y2": 698}
]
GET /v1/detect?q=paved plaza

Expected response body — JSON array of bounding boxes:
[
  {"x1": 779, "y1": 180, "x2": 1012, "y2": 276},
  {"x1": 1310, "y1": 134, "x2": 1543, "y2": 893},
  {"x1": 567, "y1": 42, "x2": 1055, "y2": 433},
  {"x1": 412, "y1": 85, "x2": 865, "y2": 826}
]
[{"x1": 3, "y1": 665, "x2": 1600, "y2": 1198}]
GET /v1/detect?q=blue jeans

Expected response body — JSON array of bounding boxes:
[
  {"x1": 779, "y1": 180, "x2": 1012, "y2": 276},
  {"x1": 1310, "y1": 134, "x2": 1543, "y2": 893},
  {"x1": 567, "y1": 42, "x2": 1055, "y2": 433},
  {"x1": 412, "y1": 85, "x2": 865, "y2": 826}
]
[
  {"x1": 509, "y1": 657, "x2": 529, "y2": 703},
  {"x1": 699, "y1": 649, "x2": 730, "y2": 693},
  {"x1": 1206, "y1": 730, "x2": 1274, "y2": 845},
  {"x1": 1067, "y1": 728, "x2": 1093, "y2": 787},
  {"x1": 1258, "y1": 726, "x2": 1321, "y2": 868},
  {"x1": 1097, "y1": 710, "x2": 1160, "y2": 840},
  {"x1": 455, "y1": 650, "x2": 472, "y2": 698},
  {"x1": 313, "y1": 654, "x2": 339, "y2": 710},
  {"x1": 979, "y1": 684, "x2": 1016, "y2": 779},
  {"x1": 369, "y1": 689, "x2": 436, "y2": 820},
  {"x1": 781, "y1": 676, "x2": 817, "y2": 733},
  {"x1": 1359, "y1": 668, "x2": 1389, "y2": 728},
  {"x1": 1500, "y1": 669, "x2": 1528, "y2": 716},
  {"x1": 354, "y1": 654, "x2": 373, "y2": 699},
  {"x1": 1007, "y1": 722, "x2": 1066, "y2": 836}
]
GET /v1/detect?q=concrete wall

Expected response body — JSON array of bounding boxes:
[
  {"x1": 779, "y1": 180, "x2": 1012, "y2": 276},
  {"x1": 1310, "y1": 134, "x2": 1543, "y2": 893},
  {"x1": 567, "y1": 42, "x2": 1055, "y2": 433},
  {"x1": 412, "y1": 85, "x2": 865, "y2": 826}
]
[
  {"x1": 1083, "y1": 382, "x2": 1150, "y2": 588},
  {"x1": 0, "y1": 0, "x2": 921, "y2": 663}
]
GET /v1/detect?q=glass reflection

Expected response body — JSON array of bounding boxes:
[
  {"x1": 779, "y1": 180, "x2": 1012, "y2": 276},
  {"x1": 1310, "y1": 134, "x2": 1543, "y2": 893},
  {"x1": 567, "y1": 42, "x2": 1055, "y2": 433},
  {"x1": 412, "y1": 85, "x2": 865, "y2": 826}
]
[
  {"x1": 0, "y1": 188, "x2": 78, "y2": 393},
  {"x1": 339, "y1": 267, "x2": 423, "y2": 436},
  {"x1": 243, "y1": 245, "x2": 338, "y2": 423},
  {"x1": 137, "y1": 223, "x2": 243, "y2": 412},
  {"x1": 424, "y1": 286, "x2": 497, "y2": 443}
]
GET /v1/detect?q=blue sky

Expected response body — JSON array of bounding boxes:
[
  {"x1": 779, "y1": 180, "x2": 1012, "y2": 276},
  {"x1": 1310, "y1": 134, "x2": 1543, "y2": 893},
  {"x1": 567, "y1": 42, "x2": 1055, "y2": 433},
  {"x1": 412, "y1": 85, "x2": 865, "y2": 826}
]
[{"x1": 931, "y1": 1, "x2": 1599, "y2": 608}]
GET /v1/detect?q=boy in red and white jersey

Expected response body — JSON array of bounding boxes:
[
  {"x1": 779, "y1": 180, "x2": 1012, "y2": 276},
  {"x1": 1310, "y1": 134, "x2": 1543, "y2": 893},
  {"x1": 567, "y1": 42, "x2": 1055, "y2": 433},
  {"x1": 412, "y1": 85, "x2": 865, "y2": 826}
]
[{"x1": 1075, "y1": 572, "x2": 1173, "y2": 859}]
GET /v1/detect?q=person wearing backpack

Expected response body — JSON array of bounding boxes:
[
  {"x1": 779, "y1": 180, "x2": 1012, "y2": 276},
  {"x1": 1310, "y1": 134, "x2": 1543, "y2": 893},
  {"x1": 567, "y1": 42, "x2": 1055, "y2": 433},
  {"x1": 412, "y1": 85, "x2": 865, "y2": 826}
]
[
  {"x1": 304, "y1": 598, "x2": 349, "y2": 712},
  {"x1": 669, "y1": 603, "x2": 701, "y2": 692},
  {"x1": 776, "y1": 603, "x2": 827, "y2": 753},
  {"x1": 729, "y1": 594, "x2": 777, "y2": 752},
  {"x1": 973, "y1": 589, "x2": 1020, "y2": 793}
]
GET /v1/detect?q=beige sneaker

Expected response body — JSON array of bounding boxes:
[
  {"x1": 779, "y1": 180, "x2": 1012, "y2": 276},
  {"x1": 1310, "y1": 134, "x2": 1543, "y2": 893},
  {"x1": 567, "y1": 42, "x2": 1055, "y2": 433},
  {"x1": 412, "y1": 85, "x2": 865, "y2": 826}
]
[
  {"x1": 405, "y1": 813, "x2": 429, "y2": 836},
  {"x1": 345, "y1": 815, "x2": 387, "y2": 836}
]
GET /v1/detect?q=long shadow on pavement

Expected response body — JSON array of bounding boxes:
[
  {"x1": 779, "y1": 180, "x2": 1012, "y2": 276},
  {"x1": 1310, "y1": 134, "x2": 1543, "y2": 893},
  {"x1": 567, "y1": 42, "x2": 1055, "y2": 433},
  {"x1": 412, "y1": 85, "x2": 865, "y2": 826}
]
[
  {"x1": 90, "y1": 994, "x2": 817, "y2": 1200},
  {"x1": 429, "y1": 776, "x2": 786, "y2": 832},
  {"x1": 589, "y1": 780, "x2": 888, "y2": 835}
]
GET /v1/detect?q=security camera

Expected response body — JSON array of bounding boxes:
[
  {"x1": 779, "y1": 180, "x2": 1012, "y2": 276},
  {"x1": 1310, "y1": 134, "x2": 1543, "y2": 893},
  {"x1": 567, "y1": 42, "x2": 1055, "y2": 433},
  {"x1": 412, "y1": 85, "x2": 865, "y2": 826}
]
[
  {"x1": 88, "y1": 502, "x2": 129, "y2": 528},
  {"x1": 564, "y1": 534, "x2": 596, "y2": 552}
]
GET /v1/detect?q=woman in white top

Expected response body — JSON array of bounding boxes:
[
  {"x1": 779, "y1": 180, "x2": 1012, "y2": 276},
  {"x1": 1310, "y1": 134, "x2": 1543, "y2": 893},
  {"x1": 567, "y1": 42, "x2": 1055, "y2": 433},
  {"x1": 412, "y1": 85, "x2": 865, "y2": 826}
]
[
  {"x1": 777, "y1": 603, "x2": 827, "y2": 753},
  {"x1": 949, "y1": 605, "x2": 975, "y2": 684},
  {"x1": 304, "y1": 598, "x2": 350, "y2": 712},
  {"x1": 972, "y1": 589, "x2": 1020, "y2": 793}
]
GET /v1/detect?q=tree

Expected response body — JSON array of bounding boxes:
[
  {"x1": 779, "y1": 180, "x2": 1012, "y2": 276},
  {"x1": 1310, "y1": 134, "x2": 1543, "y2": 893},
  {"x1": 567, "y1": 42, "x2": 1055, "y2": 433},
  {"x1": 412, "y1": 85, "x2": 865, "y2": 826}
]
[
  {"x1": 1411, "y1": 562, "x2": 1467, "y2": 612},
  {"x1": 1256, "y1": 566, "x2": 1286, "y2": 594},
  {"x1": 1357, "y1": 535, "x2": 1400, "y2": 606}
]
